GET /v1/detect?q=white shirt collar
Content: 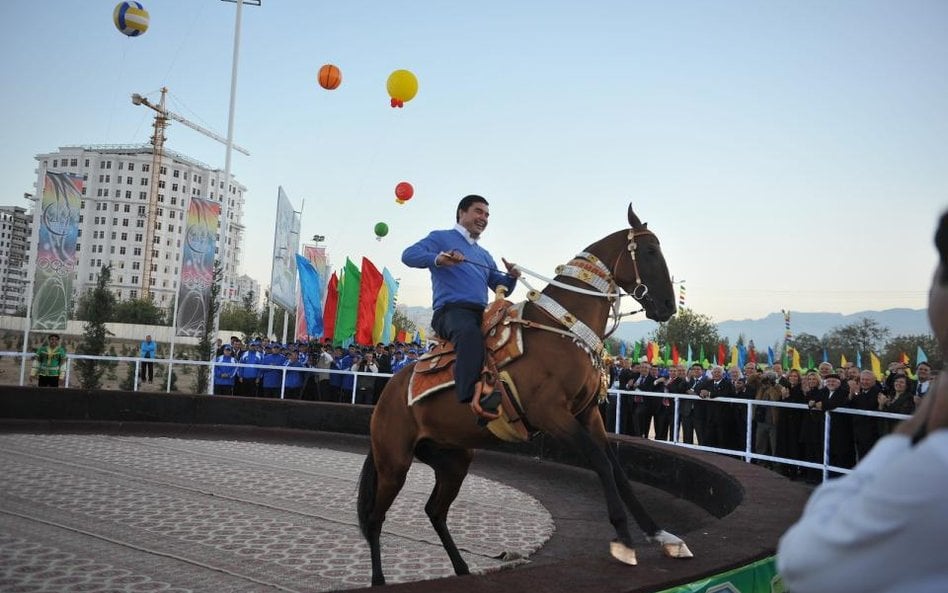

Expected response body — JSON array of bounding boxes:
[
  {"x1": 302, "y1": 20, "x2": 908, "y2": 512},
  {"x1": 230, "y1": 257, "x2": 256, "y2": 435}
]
[{"x1": 454, "y1": 224, "x2": 477, "y2": 245}]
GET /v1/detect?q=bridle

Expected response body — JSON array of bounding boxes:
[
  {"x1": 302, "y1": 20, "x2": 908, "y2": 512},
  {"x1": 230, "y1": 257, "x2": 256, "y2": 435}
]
[{"x1": 510, "y1": 227, "x2": 661, "y2": 358}]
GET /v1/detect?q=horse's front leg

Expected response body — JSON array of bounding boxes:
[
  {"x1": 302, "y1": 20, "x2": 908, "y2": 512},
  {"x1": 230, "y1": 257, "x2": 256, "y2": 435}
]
[
  {"x1": 548, "y1": 415, "x2": 639, "y2": 565},
  {"x1": 583, "y1": 406, "x2": 694, "y2": 560}
]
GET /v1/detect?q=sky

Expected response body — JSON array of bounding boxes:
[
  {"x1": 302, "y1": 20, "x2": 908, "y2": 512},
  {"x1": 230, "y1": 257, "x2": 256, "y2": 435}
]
[{"x1": 1, "y1": 1, "x2": 945, "y2": 323}]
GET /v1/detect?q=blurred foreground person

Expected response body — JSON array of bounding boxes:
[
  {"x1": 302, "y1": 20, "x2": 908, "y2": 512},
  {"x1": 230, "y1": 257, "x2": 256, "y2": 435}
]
[{"x1": 777, "y1": 213, "x2": 948, "y2": 593}]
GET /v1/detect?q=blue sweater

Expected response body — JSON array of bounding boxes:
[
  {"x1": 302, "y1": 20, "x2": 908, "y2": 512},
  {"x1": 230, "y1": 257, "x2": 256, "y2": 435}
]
[{"x1": 402, "y1": 228, "x2": 516, "y2": 310}]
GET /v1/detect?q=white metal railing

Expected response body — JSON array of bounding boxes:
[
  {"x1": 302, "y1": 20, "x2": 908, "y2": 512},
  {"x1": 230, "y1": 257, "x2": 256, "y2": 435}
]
[
  {"x1": 606, "y1": 387, "x2": 910, "y2": 482},
  {"x1": 3, "y1": 349, "x2": 910, "y2": 484}
]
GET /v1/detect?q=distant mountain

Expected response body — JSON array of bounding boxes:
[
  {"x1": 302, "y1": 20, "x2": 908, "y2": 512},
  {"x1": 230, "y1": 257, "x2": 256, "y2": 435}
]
[
  {"x1": 401, "y1": 306, "x2": 930, "y2": 348},
  {"x1": 610, "y1": 308, "x2": 931, "y2": 348}
]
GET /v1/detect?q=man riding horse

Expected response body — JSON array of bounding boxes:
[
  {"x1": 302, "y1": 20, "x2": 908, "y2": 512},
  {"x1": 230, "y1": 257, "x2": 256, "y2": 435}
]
[{"x1": 402, "y1": 194, "x2": 521, "y2": 420}]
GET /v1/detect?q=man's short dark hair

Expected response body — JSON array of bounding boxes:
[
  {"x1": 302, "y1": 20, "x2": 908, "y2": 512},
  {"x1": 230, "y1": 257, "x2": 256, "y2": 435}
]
[
  {"x1": 49, "y1": 334, "x2": 60, "y2": 340},
  {"x1": 918, "y1": 361, "x2": 933, "y2": 371},
  {"x1": 456, "y1": 195, "x2": 488, "y2": 222}
]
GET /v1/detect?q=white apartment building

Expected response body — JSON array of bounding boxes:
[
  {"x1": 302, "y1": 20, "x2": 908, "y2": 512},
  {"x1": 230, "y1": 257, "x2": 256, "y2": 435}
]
[
  {"x1": 0, "y1": 205, "x2": 32, "y2": 315},
  {"x1": 31, "y1": 145, "x2": 247, "y2": 310},
  {"x1": 235, "y1": 273, "x2": 261, "y2": 308}
]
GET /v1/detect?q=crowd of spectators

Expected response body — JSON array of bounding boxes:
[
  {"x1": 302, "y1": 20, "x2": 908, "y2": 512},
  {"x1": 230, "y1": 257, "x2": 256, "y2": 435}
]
[
  {"x1": 210, "y1": 335, "x2": 430, "y2": 403},
  {"x1": 605, "y1": 357, "x2": 935, "y2": 483}
]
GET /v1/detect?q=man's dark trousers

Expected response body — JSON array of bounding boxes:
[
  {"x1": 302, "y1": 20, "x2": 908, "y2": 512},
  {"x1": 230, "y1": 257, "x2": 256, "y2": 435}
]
[{"x1": 432, "y1": 304, "x2": 484, "y2": 403}]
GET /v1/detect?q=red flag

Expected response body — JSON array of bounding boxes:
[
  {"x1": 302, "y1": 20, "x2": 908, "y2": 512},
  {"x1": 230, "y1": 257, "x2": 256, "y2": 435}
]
[
  {"x1": 672, "y1": 344, "x2": 680, "y2": 365},
  {"x1": 322, "y1": 272, "x2": 339, "y2": 342},
  {"x1": 396, "y1": 329, "x2": 407, "y2": 343},
  {"x1": 718, "y1": 343, "x2": 726, "y2": 367},
  {"x1": 749, "y1": 348, "x2": 757, "y2": 363},
  {"x1": 899, "y1": 352, "x2": 910, "y2": 365},
  {"x1": 355, "y1": 258, "x2": 384, "y2": 345}
]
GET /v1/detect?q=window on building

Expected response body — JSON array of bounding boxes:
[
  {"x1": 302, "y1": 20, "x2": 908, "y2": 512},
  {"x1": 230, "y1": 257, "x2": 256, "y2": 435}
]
[
  {"x1": 106, "y1": 161, "x2": 112, "y2": 169},
  {"x1": 170, "y1": 196, "x2": 177, "y2": 206},
  {"x1": 135, "y1": 233, "x2": 142, "y2": 242},
  {"x1": 140, "y1": 178, "x2": 148, "y2": 186},
  {"x1": 158, "y1": 180, "x2": 165, "y2": 188},
  {"x1": 111, "y1": 232, "x2": 116, "y2": 240},
  {"x1": 126, "y1": 176, "x2": 132, "y2": 184},
  {"x1": 131, "y1": 276, "x2": 139, "y2": 284},
  {"x1": 125, "y1": 191, "x2": 131, "y2": 199},
  {"x1": 123, "y1": 204, "x2": 130, "y2": 213},
  {"x1": 84, "y1": 159, "x2": 90, "y2": 167},
  {"x1": 168, "y1": 224, "x2": 174, "y2": 233},
  {"x1": 142, "y1": 164, "x2": 150, "y2": 172},
  {"x1": 173, "y1": 169, "x2": 180, "y2": 178},
  {"x1": 122, "y1": 219, "x2": 129, "y2": 227},
  {"x1": 128, "y1": 162, "x2": 135, "y2": 171},
  {"x1": 121, "y1": 232, "x2": 127, "y2": 240},
  {"x1": 70, "y1": 159, "x2": 77, "y2": 167},
  {"x1": 113, "y1": 203, "x2": 119, "y2": 212},
  {"x1": 76, "y1": 243, "x2": 81, "y2": 251},
  {"x1": 136, "y1": 220, "x2": 144, "y2": 228},
  {"x1": 130, "y1": 290, "x2": 137, "y2": 298},
  {"x1": 139, "y1": 191, "x2": 146, "y2": 200},
  {"x1": 110, "y1": 246, "x2": 115, "y2": 254},
  {"x1": 137, "y1": 205, "x2": 146, "y2": 215},
  {"x1": 119, "y1": 247, "x2": 126, "y2": 255},
  {"x1": 132, "y1": 262, "x2": 140, "y2": 270},
  {"x1": 133, "y1": 247, "x2": 141, "y2": 256},
  {"x1": 158, "y1": 194, "x2": 165, "y2": 203},
  {"x1": 118, "y1": 161, "x2": 124, "y2": 170}
]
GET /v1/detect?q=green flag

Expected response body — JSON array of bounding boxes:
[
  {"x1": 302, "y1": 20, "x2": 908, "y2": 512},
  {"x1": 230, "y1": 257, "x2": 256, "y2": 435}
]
[
  {"x1": 633, "y1": 341, "x2": 641, "y2": 362},
  {"x1": 333, "y1": 257, "x2": 361, "y2": 345},
  {"x1": 806, "y1": 353, "x2": 815, "y2": 371}
]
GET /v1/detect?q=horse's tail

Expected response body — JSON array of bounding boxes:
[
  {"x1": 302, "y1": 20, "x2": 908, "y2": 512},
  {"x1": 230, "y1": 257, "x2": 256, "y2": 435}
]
[{"x1": 356, "y1": 447, "x2": 377, "y2": 540}]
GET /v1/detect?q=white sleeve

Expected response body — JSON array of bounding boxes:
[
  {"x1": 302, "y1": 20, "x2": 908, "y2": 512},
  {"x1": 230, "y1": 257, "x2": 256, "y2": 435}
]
[{"x1": 777, "y1": 431, "x2": 948, "y2": 593}]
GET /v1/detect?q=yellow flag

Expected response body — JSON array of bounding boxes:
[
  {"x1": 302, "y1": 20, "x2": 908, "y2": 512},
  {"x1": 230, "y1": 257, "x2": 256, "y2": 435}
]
[
  {"x1": 792, "y1": 348, "x2": 802, "y2": 371},
  {"x1": 870, "y1": 352, "x2": 883, "y2": 380},
  {"x1": 730, "y1": 345, "x2": 739, "y2": 368},
  {"x1": 841, "y1": 354, "x2": 848, "y2": 367}
]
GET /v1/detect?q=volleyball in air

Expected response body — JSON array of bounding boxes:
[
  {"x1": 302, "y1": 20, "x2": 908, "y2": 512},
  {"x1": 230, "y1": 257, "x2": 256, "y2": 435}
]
[
  {"x1": 318, "y1": 64, "x2": 342, "y2": 90},
  {"x1": 113, "y1": 2, "x2": 149, "y2": 37}
]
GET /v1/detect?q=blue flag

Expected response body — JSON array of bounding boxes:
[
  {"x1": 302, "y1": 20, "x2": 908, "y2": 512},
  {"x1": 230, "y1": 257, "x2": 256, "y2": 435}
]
[
  {"x1": 295, "y1": 254, "x2": 324, "y2": 338},
  {"x1": 916, "y1": 346, "x2": 928, "y2": 365},
  {"x1": 767, "y1": 346, "x2": 775, "y2": 365},
  {"x1": 856, "y1": 351, "x2": 863, "y2": 369},
  {"x1": 822, "y1": 347, "x2": 829, "y2": 363},
  {"x1": 619, "y1": 341, "x2": 627, "y2": 357}
]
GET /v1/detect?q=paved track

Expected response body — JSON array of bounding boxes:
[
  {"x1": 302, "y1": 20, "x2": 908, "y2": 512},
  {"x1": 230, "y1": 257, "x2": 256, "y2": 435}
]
[{"x1": 0, "y1": 427, "x2": 712, "y2": 593}]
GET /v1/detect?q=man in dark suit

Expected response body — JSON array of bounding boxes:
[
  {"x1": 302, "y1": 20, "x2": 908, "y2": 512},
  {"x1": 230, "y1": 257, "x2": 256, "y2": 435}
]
[{"x1": 697, "y1": 366, "x2": 736, "y2": 448}]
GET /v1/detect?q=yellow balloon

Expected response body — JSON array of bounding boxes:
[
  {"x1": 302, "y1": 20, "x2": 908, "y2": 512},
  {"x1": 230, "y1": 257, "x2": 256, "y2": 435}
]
[{"x1": 386, "y1": 69, "x2": 419, "y2": 103}]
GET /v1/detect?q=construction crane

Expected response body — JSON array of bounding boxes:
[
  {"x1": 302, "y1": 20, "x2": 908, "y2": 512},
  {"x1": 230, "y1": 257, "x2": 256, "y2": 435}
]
[{"x1": 130, "y1": 87, "x2": 249, "y2": 300}]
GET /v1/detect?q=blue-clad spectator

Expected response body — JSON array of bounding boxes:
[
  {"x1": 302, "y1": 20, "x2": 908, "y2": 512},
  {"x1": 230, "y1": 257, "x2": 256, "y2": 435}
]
[
  {"x1": 340, "y1": 352, "x2": 361, "y2": 402},
  {"x1": 283, "y1": 350, "x2": 307, "y2": 400},
  {"x1": 140, "y1": 334, "x2": 157, "y2": 383},
  {"x1": 213, "y1": 345, "x2": 238, "y2": 396},
  {"x1": 237, "y1": 340, "x2": 265, "y2": 397},
  {"x1": 390, "y1": 350, "x2": 410, "y2": 374},
  {"x1": 260, "y1": 343, "x2": 287, "y2": 398}
]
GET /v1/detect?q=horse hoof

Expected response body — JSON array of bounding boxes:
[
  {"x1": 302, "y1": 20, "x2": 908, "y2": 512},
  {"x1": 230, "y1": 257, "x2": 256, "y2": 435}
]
[
  {"x1": 663, "y1": 542, "x2": 694, "y2": 559},
  {"x1": 609, "y1": 540, "x2": 637, "y2": 565}
]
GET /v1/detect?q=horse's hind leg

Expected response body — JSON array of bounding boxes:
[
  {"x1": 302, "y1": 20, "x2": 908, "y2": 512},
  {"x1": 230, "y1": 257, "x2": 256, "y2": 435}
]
[{"x1": 414, "y1": 440, "x2": 473, "y2": 576}]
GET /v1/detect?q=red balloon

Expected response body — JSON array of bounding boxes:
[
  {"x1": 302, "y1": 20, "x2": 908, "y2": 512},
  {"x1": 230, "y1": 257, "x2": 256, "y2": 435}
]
[{"x1": 395, "y1": 182, "x2": 414, "y2": 201}]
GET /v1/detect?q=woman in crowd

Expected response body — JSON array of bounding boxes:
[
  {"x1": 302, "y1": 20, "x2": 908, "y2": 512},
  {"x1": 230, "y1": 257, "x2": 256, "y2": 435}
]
[
  {"x1": 800, "y1": 371, "x2": 826, "y2": 483},
  {"x1": 878, "y1": 375, "x2": 916, "y2": 435},
  {"x1": 776, "y1": 369, "x2": 807, "y2": 479}
]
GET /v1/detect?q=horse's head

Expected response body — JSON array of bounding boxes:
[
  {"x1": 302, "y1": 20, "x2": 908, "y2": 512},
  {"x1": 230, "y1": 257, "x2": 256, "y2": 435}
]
[{"x1": 614, "y1": 205, "x2": 676, "y2": 322}]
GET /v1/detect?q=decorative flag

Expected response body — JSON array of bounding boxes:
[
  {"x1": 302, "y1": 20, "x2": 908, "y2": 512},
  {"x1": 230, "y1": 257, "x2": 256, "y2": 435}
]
[
  {"x1": 355, "y1": 258, "x2": 384, "y2": 345},
  {"x1": 792, "y1": 348, "x2": 802, "y2": 371},
  {"x1": 633, "y1": 341, "x2": 641, "y2": 362},
  {"x1": 295, "y1": 254, "x2": 324, "y2": 338},
  {"x1": 296, "y1": 244, "x2": 329, "y2": 341},
  {"x1": 749, "y1": 346, "x2": 757, "y2": 364},
  {"x1": 176, "y1": 197, "x2": 220, "y2": 337},
  {"x1": 374, "y1": 268, "x2": 398, "y2": 344},
  {"x1": 672, "y1": 344, "x2": 680, "y2": 365},
  {"x1": 738, "y1": 344, "x2": 747, "y2": 368},
  {"x1": 783, "y1": 309, "x2": 792, "y2": 340},
  {"x1": 678, "y1": 282, "x2": 686, "y2": 309},
  {"x1": 686, "y1": 344, "x2": 693, "y2": 365},
  {"x1": 767, "y1": 346, "x2": 775, "y2": 366},
  {"x1": 699, "y1": 344, "x2": 706, "y2": 366},
  {"x1": 822, "y1": 348, "x2": 829, "y2": 363},
  {"x1": 647, "y1": 341, "x2": 657, "y2": 363},
  {"x1": 333, "y1": 258, "x2": 361, "y2": 345},
  {"x1": 322, "y1": 272, "x2": 339, "y2": 341},
  {"x1": 806, "y1": 353, "x2": 815, "y2": 370},
  {"x1": 841, "y1": 353, "x2": 848, "y2": 367},
  {"x1": 856, "y1": 351, "x2": 863, "y2": 369},
  {"x1": 730, "y1": 345, "x2": 739, "y2": 368},
  {"x1": 663, "y1": 343, "x2": 670, "y2": 365},
  {"x1": 870, "y1": 352, "x2": 883, "y2": 380},
  {"x1": 619, "y1": 341, "x2": 627, "y2": 358},
  {"x1": 917, "y1": 347, "x2": 928, "y2": 365},
  {"x1": 782, "y1": 348, "x2": 790, "y2": 370},
  {"x1": 32, "y1": 172, "x2": 83, "y2": 331},
  {"x1": 396, "y1": 329, "x2": 408, "y2": 343},
  {"x1": 899, "y1": 352, "x2": 910, "y2": 366},
  {"x1": 718, "y1": 343, "x2": 726, "y2": 368}
]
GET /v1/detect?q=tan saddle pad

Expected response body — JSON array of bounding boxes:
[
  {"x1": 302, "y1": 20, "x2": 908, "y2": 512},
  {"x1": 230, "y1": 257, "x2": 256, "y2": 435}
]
[{"x1": 407, "y1": 300, "x2": 525, "y2": 405}]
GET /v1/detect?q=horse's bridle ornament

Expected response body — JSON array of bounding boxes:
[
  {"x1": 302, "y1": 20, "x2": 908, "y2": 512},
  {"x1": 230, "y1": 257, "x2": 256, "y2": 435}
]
[{"x1": 509, "y1": 227, "x2": 659, "y2": 362}]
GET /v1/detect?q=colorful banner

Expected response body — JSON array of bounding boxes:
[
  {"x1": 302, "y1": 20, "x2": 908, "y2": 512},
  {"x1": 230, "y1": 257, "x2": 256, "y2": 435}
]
[
  {"x1": 333, "y1": 258, "x2": 361, "y2": 346},
  {"x1": 658, "y1": 556, "x2": 780, "y2": 593},
  {"x1": 295, "y1": 254, "x2": 324, "y2": 339},
  {"x1": 31, "y1": 172, "x2": 83, "y2": 330},
  {"x1": 175, "y1": 197, "x2": 221, "y2": 337},
  {"x1": 269, "y1": 186, "x2": 300, "y2": 311},
  {"x1": 295, "y1": 244, "x2": 329, "y2": 340}
]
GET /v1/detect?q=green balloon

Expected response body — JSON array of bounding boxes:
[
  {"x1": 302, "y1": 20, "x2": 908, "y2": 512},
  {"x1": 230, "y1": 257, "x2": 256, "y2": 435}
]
[{"x1": 374, "y1": 222, "x2": 389, "y2": 237}]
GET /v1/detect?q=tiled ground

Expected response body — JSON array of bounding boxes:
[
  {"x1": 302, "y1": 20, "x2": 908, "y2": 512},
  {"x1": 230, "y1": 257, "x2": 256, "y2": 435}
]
[{"x1": 0, "y1": 433, "x2": 553, "y2": 592}]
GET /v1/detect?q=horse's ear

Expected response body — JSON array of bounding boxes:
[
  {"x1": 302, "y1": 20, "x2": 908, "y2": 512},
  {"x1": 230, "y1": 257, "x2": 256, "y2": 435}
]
[{"x1": 628, "y1": 204, "x2": 644, "y2": 229}]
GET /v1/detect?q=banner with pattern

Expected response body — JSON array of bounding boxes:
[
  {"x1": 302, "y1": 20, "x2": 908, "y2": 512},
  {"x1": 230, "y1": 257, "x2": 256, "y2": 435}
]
[
  {"x1": 31, "y1": 171, "x2": 82, "y2": 331},
  {"x1": 175, "y1": 197, "x2": 221, "y2": 337},
  {"x1": 269, "y1": 187, "x2": 300, "y2": 311},
  {"x1": 295, "y1": 244, "x2": 329, "y2": 340}
]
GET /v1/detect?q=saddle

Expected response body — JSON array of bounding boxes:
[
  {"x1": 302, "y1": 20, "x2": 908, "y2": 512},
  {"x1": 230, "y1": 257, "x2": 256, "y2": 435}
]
[{"x1": 408, "y1": 299, "x2": 532, "y2": 442}]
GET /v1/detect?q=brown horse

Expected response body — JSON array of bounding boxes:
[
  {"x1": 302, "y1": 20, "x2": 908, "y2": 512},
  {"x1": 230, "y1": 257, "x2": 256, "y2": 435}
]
[{"x1": 357, "y1": 205, "x2": 690, "y2": 585}]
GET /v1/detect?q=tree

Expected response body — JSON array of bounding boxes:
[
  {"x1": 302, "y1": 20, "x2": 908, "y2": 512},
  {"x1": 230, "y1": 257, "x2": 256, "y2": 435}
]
[
  {"x1": 219, "y1": 302, "x2": 259, "y2": 340},
  {"x1": 392, "y1": 307, "x2": 417, "y2": 338},
  {"x1": 75, "y1": 265, "x2": 117, "y2": 389},
  {"x1": 882, "y1": 334, "x2": 941, "y2": 370},
  {"x1": 112, "y1": 298, "x2": 167, "y2": 325},
  {"x1": 256, "y1": 289, "x2": 288, "y2": 339},
  {"x1": 649, "y1": 308, "x2": 721, "y2": 358},
  {"x1": 193, "y1": 261, "x2": 222, "y2": 394},
  {"x1": 791, "y1": 332, "x2": 823, "y2": 365},
  {"x1": 823, "y1": 318, "x2": 890, "y2": 358}
]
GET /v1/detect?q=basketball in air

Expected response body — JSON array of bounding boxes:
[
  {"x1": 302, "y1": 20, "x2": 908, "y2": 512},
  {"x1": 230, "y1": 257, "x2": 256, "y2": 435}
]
[{"x1": 318, "y1": 64, "x2": 342, "y2": 90}]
